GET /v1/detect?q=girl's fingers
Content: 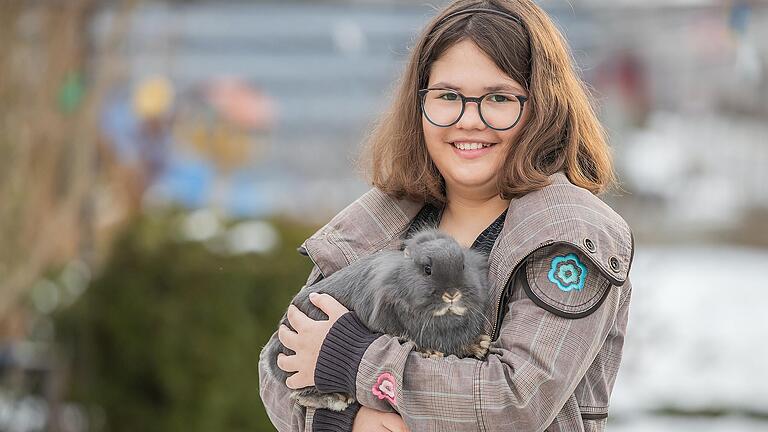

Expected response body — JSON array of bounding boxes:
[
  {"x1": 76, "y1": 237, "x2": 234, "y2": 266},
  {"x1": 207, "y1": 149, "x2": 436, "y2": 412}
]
[
  {"x1": 276, "y1": 353, "x2": 299, "y2": 373},
  {"x1": 286, "y1": 304, "x2": 312, "y2": 331},
  {"x1": 285, "y1": 371, "x2": 311, "y2": 390},
  {"x1": 309, "y1": 292, "x2": 349, "y2": 318},
  {"x1": 381, "y1": 413, "x2": 410, "y2": 432},
  {"x1": 277, "y1": 324, "x2": 298, "y2": 349}
]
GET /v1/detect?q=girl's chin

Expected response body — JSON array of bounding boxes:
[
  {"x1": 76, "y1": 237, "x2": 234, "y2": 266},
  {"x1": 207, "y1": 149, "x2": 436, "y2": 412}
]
[{"x1": 443, "y1": 174, "x2": 496, "y2": 190}]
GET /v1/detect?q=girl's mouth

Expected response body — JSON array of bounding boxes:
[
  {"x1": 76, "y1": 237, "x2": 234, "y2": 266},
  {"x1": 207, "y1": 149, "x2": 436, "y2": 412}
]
[{"x1": 450, "y1": 141, "x2": 498, "y2": 159}]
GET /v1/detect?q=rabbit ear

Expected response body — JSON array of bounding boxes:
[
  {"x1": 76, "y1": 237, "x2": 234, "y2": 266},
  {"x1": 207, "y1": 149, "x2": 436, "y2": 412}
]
[{"x1": 403, "y1": 247, "x2": 410, "y2": 258}]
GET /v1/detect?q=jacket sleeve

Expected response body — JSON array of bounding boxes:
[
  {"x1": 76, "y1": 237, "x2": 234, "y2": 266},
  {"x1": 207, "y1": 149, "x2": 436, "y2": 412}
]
[
  {"x1": 313, "y1": 244, "x2": 633, "y2": 431},
  {"x1": 258, "y1": 263, "x2": 364, "y2": 432},
  {"x1": 257, "y1": 263, "x2": 321, "y2": 431},
  {"x1": 258, "y1": 331, "x2": 316, "y2": 432},
  {"x1": 258, "y1": 329, "x2": 364, "y2": 432}
]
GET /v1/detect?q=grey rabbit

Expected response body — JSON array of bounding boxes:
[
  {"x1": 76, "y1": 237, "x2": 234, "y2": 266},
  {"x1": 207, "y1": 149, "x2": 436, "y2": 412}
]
[{"x1": 262, "y1": 228, "x2": 492, "y2": 411}]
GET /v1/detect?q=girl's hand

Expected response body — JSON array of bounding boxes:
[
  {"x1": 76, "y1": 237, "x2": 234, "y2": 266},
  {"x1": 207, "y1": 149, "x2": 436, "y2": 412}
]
[
  {"x1": 353, "y1": 406, "x2": 410, "y2": 432},
  {"x1": 276, "y1": 292, "x2": 349, "y2": 389}
]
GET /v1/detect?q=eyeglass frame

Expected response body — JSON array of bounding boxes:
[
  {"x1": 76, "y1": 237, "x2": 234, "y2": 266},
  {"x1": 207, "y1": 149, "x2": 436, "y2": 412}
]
[{"x1": 418, "y1": 87, "x2": 528, "y2": 131}]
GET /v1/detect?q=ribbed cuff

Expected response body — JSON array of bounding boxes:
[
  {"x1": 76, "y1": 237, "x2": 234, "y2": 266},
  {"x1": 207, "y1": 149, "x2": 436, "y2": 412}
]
[
  {"x1": 315, "y1": 311, "x2": 380, "y2": 395},
  {"x1": 312, "y1": 403, "x2": 361, "y2": 432}
]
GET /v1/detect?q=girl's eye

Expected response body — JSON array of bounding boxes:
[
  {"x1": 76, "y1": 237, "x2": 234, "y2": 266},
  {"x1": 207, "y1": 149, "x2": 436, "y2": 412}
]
[
  {"x1": 487, "y1": 94, "x2": 512, "y2": 103},
  {"x1": 423, "y1": 264, "x2": 432, "y2": 275},
  {"x1": 437, "y1": 92, "x2": 459, "y2": 101}
]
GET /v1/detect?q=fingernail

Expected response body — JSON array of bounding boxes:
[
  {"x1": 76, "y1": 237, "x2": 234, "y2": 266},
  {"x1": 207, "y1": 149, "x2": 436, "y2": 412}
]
[{"x1": 309, "y1": 292, "x2": 317, "y2": 298}]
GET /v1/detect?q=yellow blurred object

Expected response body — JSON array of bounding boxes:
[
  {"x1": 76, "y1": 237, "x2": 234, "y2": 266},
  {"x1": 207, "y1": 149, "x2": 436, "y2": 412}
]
[
  {"x1": 133, "y1": 76, "x2": 174, "y2": 119},
  {"x1": 177, "y1": 118, "x2": 263, "y2": 172}
]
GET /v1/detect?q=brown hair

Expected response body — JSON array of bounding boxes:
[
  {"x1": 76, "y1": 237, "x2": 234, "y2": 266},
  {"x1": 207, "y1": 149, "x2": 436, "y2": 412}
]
[{"x1": 356, "y1": 0, "x2": 615, "y2": 204}]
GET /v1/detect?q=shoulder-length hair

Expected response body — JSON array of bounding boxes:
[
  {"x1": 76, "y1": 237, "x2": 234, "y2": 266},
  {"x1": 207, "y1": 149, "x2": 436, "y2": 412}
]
[{"x1": 356, "y1": 0, "x2": 615, "y2": 204}]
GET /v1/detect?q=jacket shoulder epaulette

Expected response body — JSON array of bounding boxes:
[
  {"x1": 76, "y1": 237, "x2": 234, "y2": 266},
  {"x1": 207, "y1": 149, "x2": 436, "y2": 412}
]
[{"x1": 488, "y1": 172, "x2": 634, "y2": 294}]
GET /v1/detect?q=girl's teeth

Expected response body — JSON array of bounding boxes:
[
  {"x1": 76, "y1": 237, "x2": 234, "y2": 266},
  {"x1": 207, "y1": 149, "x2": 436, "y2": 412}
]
[{"x1": 454, "y1": 142, "x2": 492, "y2": 150}]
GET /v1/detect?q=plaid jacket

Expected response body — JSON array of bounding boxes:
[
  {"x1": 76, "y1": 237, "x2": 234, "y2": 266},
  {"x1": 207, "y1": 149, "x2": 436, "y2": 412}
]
[{"x1": 258, "y1": 172, "x2": 634, "y2": 431}]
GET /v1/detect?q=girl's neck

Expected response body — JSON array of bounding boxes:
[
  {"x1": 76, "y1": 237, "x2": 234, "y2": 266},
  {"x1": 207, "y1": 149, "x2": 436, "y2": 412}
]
[{"x1": 437, "y1": 186, "x2": 510, "y2": 247}]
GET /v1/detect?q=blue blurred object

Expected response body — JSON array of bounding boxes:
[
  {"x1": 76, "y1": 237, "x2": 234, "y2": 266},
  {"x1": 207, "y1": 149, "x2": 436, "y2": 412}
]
[
  {"x1": 100, "y1": 91, "x2": 173, "y2": 180},
  {"x1": 152, "y1": 155, "x2": 214, "y2": 209},
  {"x1": 227, "y1": 169, "x2": 273, "y2": 217},
  {"x1": 101, "y1": 87, "x2": 274, "y2": 215},
  {"x1": 729, "y1": 1, "x2": 751, "y2": 35}
]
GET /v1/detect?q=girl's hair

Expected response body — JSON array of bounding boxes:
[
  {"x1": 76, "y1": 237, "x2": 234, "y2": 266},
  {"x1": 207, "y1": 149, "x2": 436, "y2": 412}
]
[{"x1": 356, "y1": 0, "x2": 615, "y2": 204}]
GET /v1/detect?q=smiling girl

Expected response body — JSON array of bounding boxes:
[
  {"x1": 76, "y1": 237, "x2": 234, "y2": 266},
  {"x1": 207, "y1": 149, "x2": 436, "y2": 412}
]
[{"x1": 259, "y1": 1, "x2": 634, "y2": 431}]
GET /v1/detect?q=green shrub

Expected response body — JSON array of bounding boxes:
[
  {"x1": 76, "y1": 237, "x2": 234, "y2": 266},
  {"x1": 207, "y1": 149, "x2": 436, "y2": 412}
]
[{"x1": 55, "y1": 211, "x2": 318, "y2": 432}]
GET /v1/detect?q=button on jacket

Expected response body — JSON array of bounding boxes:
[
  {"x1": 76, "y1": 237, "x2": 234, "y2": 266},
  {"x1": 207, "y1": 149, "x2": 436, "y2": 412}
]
[{"x1": 258, "y1": 172, "x2": 634, "y2": 432}]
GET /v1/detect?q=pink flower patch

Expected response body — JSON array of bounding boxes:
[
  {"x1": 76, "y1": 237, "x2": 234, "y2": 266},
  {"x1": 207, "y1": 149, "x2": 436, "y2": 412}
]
[{"x1": 372, "y1": 372, "x2": 397, "y2": 405}]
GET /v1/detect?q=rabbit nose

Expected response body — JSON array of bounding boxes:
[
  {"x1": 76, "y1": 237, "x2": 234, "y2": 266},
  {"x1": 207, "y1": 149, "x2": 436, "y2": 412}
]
[{"x1": 442, "y1": 291, "x2": 462, "y2": 303}]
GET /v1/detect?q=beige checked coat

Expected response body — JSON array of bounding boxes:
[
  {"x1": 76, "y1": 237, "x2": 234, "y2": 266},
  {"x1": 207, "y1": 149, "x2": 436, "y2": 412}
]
[{"x1": 258, "y1": 172, "x2": 634, "y2": 432}]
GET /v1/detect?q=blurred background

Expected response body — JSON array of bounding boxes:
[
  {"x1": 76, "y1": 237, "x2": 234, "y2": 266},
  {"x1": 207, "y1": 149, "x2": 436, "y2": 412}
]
[{"x1": 1, "y1": 0, "x2": 766, "y2": 431}]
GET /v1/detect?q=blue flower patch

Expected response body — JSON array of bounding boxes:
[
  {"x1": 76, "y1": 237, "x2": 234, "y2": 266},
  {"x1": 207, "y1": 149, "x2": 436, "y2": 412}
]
[{"x1": 547, "y1": 253, "x2": 588, "y2": 292}]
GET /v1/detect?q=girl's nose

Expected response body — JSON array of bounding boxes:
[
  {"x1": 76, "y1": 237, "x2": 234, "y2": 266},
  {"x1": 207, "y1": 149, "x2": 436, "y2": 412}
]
[{"x1": 455, "y1": 101, "x2": 486, "y2": 130}]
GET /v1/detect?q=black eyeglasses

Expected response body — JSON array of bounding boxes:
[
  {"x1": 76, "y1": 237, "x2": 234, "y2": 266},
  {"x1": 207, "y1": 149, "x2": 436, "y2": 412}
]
[{"x1": 418, "y1": 88, "x2": 528, "y2": 131}]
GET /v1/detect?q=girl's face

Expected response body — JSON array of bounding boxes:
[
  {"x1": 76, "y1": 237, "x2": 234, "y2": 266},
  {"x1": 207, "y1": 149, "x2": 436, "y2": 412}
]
[{"x1": 423, "y1": 39, "x2": 529, "y2": 197}]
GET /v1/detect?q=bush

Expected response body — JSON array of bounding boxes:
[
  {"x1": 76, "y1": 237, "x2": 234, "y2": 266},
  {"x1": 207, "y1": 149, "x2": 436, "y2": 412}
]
[{"x1": 54, "y1": 211, "x2": 318, "y2": 432}]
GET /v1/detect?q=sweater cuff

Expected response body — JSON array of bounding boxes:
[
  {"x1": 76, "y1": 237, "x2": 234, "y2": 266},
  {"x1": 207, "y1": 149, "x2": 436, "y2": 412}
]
[
  {"x1": 311, "y1": 403, "x2": 361, "y2": 432},
  {"x1": 315, "y1": 311, "x2": 380, "y2": 395}
]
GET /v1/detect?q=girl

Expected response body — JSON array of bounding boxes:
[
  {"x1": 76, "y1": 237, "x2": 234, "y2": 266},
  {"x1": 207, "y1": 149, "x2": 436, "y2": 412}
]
[{"x1": 259, "y1": 1, "x2": 634, "y2": 431}]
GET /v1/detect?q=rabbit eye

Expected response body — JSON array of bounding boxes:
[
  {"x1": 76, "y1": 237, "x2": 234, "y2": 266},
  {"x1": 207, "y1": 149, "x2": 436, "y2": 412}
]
[{"x1": 423, "y1": 264, "x2": 432, "y2": 275}]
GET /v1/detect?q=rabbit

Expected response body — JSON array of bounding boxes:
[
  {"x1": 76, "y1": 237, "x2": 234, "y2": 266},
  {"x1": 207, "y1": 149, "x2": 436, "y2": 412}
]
[{"x1": 262, "y1": 228, "x2": 492, "y2": 411}]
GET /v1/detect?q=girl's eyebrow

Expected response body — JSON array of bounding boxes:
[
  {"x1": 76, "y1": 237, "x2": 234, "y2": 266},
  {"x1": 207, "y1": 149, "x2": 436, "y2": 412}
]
[
  {"x1": 484, "y1": 84, "x2": 526, "y2": 93},
  {"x1": 430, "y1": 81, "x2": 526, "y2": 94}
]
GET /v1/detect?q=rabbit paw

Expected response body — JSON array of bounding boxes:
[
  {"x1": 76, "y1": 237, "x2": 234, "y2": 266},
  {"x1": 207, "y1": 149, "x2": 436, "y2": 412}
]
[
  {"x1": 292, "y1": 391, "x2": 354, "y2": 412},
  {"x1": 417, "y1": 349, "x2": 444, "y2": 359},
  {"x1": 470, "y1": 334, "x2": 492, "y2": 359}
]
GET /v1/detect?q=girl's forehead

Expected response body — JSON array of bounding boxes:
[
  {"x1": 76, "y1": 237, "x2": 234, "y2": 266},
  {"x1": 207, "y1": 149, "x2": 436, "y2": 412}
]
[{"x1": 428, "y1": 40, "x2": 526, "y2": 93}]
